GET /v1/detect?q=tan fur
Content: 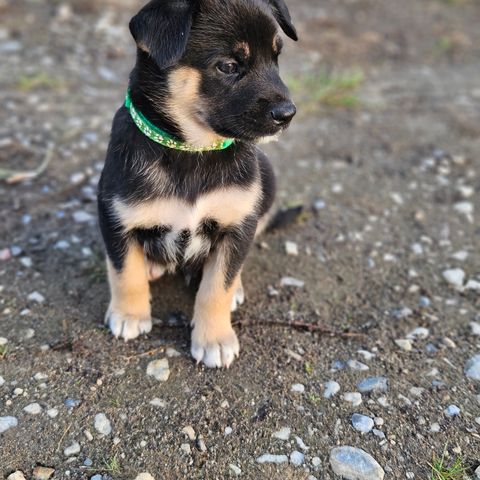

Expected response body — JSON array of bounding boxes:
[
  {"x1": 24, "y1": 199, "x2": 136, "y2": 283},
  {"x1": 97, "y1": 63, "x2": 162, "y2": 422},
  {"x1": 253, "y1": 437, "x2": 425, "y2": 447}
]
[
  {"x1": 114, "y1": 181, "x2": 262, "y2": 232},
  {"x1": 107, "y1": 243, "x2": 150, "y2": 319},
  {"x1": 234, "y1": 41, "x2": 250, "y2": 58},
  {"x1": 167, "y1": 66, "x2": 227, "y2": 147}
]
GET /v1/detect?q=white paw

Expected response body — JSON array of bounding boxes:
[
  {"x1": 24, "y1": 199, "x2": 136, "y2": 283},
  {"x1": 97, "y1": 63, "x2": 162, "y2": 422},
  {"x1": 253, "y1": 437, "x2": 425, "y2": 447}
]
[
  {"x1": 106, "y1": 309, "x2": 152, "y2": 341},
  {"x1": 230, "y1": 284, "x2": 245, "y2": 312},
  {"x1": 190, "y1": 326, "x2": 240, "y2": 368}
]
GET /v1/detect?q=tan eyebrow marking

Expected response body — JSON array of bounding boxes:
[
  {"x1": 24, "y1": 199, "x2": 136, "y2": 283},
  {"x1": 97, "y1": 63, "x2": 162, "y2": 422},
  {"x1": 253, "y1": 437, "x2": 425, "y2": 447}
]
[{"x1": 234, "y1": 41, "x2": 250, "y2": 59}]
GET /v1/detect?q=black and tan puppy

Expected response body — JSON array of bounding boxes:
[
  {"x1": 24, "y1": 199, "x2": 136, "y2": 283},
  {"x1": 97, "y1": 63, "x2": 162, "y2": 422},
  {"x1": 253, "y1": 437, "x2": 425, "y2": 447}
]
[{"x1": 98, "y1": 0, "x2": 297, "y2": 368}]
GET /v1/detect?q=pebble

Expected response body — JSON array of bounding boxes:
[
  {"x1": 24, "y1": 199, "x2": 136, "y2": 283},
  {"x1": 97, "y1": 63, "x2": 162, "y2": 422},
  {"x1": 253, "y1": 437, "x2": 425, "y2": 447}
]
[
  {"x1": 442, "y1": 268, "x2": 465, "y2": 288},
  {"x1": 197, "y1": 435, "x2": 207, "y2": 452},
  {"x1": 135, "y1": 474, "x2": 155, "y2": 480},
  {"x1": 24, "y1": 403, "x2": 42, "y2": 415},
  {"x1": 229, "y1": 464, "x2": 242, "y2": 476},
  {"x1": 20, "y1": 257, "x2": 33, "y2": 268},
  {"x1": 453, "y1": 201, "x2": 473, "y2": 221},
  {"x1": 166, "y1": 347, "x2": 181, "y2": 357},
  {"x1": 357, "y1": 350, "x2": 375, "y2": 361},
  {"x1": 47, "y1": 408, "x2": 59, "y2": 418},
  {"x1": 323, "y1": 380, "x2": 340, "y2": 398},
  {"x1": 64, "y1": 441, "x2": 81, "y2": 456},
  {"x1": 330, "y1": 446, "x2": 385, "y2": 480},
  {"x1": 0, "y1": 375, "x2": 5, "y2": 386},
  {"x1": 471, "y1": 322, "x2": 480, "y2": 336},
  {"x1": 291, "y1": 383, "x2": 305, "y2": 393},
  {"x1": 224, "y1": 426, "x2": 233, "y2": 435},
  {"x1": 395, "y1": 339, "x2": 413, "y2": 351},
  {"x1": 84, "y1": 458, "x2": 93, "y2": 466},
  {"x1": 146, "y1": 358, "x2": 170, "y2": 381},
  {"x1": 295, "y1": 436, "x2": 309, "y2": 450},
  {"x1": 280, "y1": 276, "x2": 304, "y2": 288},
  {"x1": 256, "y1": 454, "x2": 289, "y2": 464},
  {"x1": 94, "y1": 413, "x2": 112, "y2": 436},
  {"x1": 466, "y1": 280, "x2": 480, "y2": 291},
  {"x1": 351, "y1": 414, "x2": 374, "y2": 434},
  {"x1": 182, "y1": 425, "x2": 196, "y2": 441},
  {"x1": 272, "y1": 426, "x2": 291, "y2": 440},
  {"x1": 7, "y1": 473, "x2": 26, "y2": 480},
  {"x1": 451, "y1": 250, "x2": 468, "y2": 261},
  {"x1": 285, "y1": 241, "x2": 299, "y2": 256},
  {"x1": 28, "y1": 291, "x2": 45, "y2": 304},
  {"x1": 54, "y1": 240, "x2": 70, "y2": 250},
  {"x1": 0, "y1": 416, "x2": 18, "y2": 433},
  {"x1": 149, "y1": 398, "x2": 166, "y2": 408},
  {"x1": 90, "y1": 475, "x2": 102, "y2": 480},
  {"x1": 180, "y1": 443, "x2": 191, "y2": 455},
  {"x1": 444, "y1": 405, "x2": 461, "y2": 417},
  {"x1": 73, "y1": 211, "x2": 95, "y2": 223},
  {"x1": 84, "y1": 430, "x2": 94, "y2": 441},
  {"x1": 347, "y1": 359, "x2": 369, "y2": 371},
  {"x1": 290, "y1": 450, "x2": 305, "y2": 466},
  {"x1": 33, "y1": 372, "x2": 48, "y2": 381},
  {"x1": 343, "y1": 392, "x2": 362, "y2": 406},
  {"x1": 64, "y1": 398, "x2": 81, "y2": 408},
  {"x1": 406, "y1": 327, "x2": 429, "y2": 340},
  {"x1": 430, "y1": 423, "x2": 441, "y2": 433},
  {"x1": 465, "y1": 354, "x2": 480, "y2": 380},
  {"x1": 357, "y1": 377, "x2": 388, "y2": 394},
  {"x1": 475, "y1": 466, "x2": 480, "y2": 479},
  {"x1": 33, "y1": 466, "x2": 55, "y2": 480},
  {"x1": 0, "y1": 337, "x2": 7, "y2": 345}
]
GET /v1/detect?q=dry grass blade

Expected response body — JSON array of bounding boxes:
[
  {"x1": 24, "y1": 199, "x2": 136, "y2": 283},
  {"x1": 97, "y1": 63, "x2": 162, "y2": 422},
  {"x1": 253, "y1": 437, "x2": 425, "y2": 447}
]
[{"x1": 0, "y1": 145, "x2": 54, "y2": 184}]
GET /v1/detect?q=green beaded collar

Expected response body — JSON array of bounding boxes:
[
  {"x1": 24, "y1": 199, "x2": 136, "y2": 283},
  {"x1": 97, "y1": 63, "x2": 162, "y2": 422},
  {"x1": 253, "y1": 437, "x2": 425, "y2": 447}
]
[{"x1": 124, "y1": 89, "x2": 234, "y2": 152}]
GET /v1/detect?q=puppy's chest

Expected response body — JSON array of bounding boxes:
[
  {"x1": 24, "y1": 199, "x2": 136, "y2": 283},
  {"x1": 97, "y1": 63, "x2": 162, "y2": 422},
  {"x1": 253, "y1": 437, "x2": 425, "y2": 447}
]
[{"x1": 114, "y1": 184, "x2": 260, "y2": 265}]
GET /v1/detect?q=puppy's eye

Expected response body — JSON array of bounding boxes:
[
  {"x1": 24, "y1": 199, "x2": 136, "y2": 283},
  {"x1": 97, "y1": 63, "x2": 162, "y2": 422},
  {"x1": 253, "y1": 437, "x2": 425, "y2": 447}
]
[{"x1": 216, "y1": 61, "x2": 239, "y2": 75}]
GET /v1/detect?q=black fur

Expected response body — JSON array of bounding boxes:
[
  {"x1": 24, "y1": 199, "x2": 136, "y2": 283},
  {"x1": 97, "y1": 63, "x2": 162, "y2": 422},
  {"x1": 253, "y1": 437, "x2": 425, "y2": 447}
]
[{"x1": 98, "y1": 0, "x2": 296, "y2": 288}]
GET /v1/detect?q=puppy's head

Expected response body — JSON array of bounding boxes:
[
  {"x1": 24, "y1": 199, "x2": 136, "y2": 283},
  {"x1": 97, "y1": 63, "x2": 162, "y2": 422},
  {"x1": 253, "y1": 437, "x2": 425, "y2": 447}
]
[{"x1": 130, "y1": 0, "x2": 297, "y2": 145}]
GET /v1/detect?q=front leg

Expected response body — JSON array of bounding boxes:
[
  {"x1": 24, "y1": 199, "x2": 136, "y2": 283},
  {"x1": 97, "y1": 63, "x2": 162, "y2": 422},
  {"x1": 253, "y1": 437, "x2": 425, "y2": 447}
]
[
  {"x1": 106, "y1": 242, "x2": 152, "y2": 340},
  {"x1": 191, "y1": 218, "x2": 257, "y2": 368}
]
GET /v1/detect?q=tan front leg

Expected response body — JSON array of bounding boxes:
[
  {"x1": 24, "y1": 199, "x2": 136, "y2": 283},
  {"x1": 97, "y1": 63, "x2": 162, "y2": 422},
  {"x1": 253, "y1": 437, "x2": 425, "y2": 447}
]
[
  {"x1": 191, "y1": 246, "x2": 241, "y2": 368},
  {"x1": 105, "y1": 242, "x2": 152, "y2": 340}
]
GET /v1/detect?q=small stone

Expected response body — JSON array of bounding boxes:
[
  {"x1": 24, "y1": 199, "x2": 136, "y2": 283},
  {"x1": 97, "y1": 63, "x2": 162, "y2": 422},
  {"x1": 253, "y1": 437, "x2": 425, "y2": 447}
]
[
  {"x1": 83, "y1": 458, "x2": 93, "y2": 466},
  {"x1": 351, "y1": 414, "x2": 374, "y2": 434},
  {"x1": 475, "y1": 465, "x2": 480, "y2": 479},
  {"x1": 395, "y1": 339, "x2": 413, "y2": 351},
  {"x1": 347, "y1": 359, "x2": 369, "y2": 371},
  {"x1": 290, "y1": 450, "x2": 305, "y2": 466},
  {"x1": 357, "y1": 377, "x2": 388, "y2": 394},
  {"x1": 84, "y1": 430, "x2": 94, "y2": 441},
  {"x1": 280, "y1": 276, "x2": 304, "y2": 288},
  {"x1": 454, "y1": 201, "x2": 473, "y2": 221},
  {"x1": 295, "y1": 436, "x2": 309, "y2": 451},
  {"x1": 166, "y1": 347, "x2": 181, "y2": 357},
  {"x1": 323, "y1": 380, "x2": 340, "y2": 398},
  {"x1": 471, "y1": 322, "x2": 480, "y2": 336},
  {"x1": 0, "y1": 337, "x2": 7, "y2": 345},
  {"x1": 135, "y1": 474, "x2": 155, "y2": 480},
  {"x1": 465, "y1": 280, "x2": 480, "y2": 291},
  {"x1": 312, "y1": 456, "x2": 322, "y2": 468},
  {"x1": 54, "y1": 240, "x2": 70, "y2": 250},
  {"x1": 33, "y1": 372, "x2": 48, "y2": 381},
  {"x1": 21, "y1": 328, "x2": 35, "y2": 339},
  {"x1": 442, "y1": 268, "x2": 465, "y2": 288},
  {"x1": 330, "y1": 446, "x2": 385, "y2": 480},
  {"x1": 7, "y1": 472, "x2": 26, "y2": 480},
  {"x1": 0, "y1": 375, "x2": 5, "y2": 387},
  {"x1": 24, "y1": 403, "x2": 42, "y2": 415},
  {"x1": 64, "y1": 441, "x2": 81, "y2": 456},
  {"x1": 291, "y1": 383, "x2": 305, "y2": 393},
  {"x1": 149, "y1": 398, "x2": 166, "y2": 408},
  {"x1": 47, "y1": 408, "x2": 59, "y2": 418},
  {"x1": 465, "y1": 354, "x2": 480, "y2": 380},
  {"x1": 430, "y1": 423, "x2": 441, "y2": 433},
  {"x1": 285, "y1": 241, "x2": 298, "y2": 256},
  {"x1": 91, "y1": 475, "x2": 102, "y2": 480},
  {"x1": 451, "y1": 250, "x2": 468, "y2": 261},
  {"x1": 64, "y1": 398, "x2": 81, "y2": 408},
  {"x1": 182, "y1": 425, "x2": 196, "y2": 441},
  {"x1": 180, "y1": 443, "x2": 191, "y2": 455},
  {"x1": 224, "y1": 426, "x2": 233, "y2": 435},
  {"x1": 73, "y1": 211, "x2": 94, "y2": 223},
  {"x1": 0, "y1": 248, "x2": 11, "y2": 261},
  {"x1": 146, "y1": 358, "x2": 170, "y2": 381},
  {"x1": 197, "y1": 435, "x2": 207, "y2": 452},
  {"x1": 444, "y1": 405, "x2": 461, "y2": 417},
  {"x1": 229, "y1": 464, "x2": 242, "y2": 476},
  {"x1": 406, "y1": 327, "x2": 429, "y2": 340},
  {"x1": 0, "y1": 416, "x2": 18, "y2": 434},
  {"x1": 372, "y1": 429, "x2": 385, "y2": 440},
  {"x1": 70, "y1": 172, "x2": 86, "y2": 185},
  {"x1": 33, "y1": 466, "x2": 55, "y2": 480},
  {"x1": 272, "y1": 426, "x2": 291, "y2": 440},
  {"x1": 409, "y1": 387, "x2": 425, "y2": 398},
  {"x1": 94, "y1": 413, "x2": 112, "y2": 436},
  {"x1": 256, "y1": 454, "x2": 289, "y2": 464},
  {"x1": 343, "y1": 392, "x2": 362, "y2": 406},
  {"x1": 357, "y1": 350, "x2": 375, "y2": 361},
  {"x1": 28, "y1": 291, "x2": 45, "y2": 304}
]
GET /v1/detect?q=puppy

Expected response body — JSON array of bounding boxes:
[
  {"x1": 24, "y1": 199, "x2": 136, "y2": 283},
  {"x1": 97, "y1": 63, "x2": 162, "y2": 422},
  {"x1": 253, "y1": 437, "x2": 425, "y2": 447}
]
[{"x1": 98, "y1": 0, "x2": 297, "y2": 368}]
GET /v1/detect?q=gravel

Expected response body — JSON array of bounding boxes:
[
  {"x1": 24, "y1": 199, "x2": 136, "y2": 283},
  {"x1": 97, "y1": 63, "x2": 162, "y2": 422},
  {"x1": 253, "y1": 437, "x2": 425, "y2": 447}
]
[
  {"x1": 351, "y1": 414, "x2": 375, "y2": 434},
  {"x1": 444, "y1": 405, "x2": 461, "y2": 417},
  {"x1": 442, "y1": 268, "x2": 465, "y2": 288},
  {"x1": 272, "y1": 426, "x2": 291, "y2": 440},
  {"x1": 134, "y1": 474, "x2": 155, "y2": 480},
  {"x1": 290, "y1": 450, "x2": 305, "y2": 466},
  {"x1": 146, "y1": 358, "x2": 170, "y2": 381},
  {"x1": 291, "y1": 383, "x2": 305, "y2": 393},
  {"x1": 323, "y1": 380, "x2": 340, "y2": 398},
  {"x1": 23, "y1": 403, "x2": 42, "y2": 415},
  {"x1": 94, "y1": 413, "x2": 112, "y2": 436},
  {"x1": 0, "y1": 416, "x2": 18, "y2": 434},
  {"x1": 357, "y1": 377, "x2": 388, "y2": 394},
  {"x1": 64, "y1": 441, "x2": 81, "y2": 457},
  {"x1": 256, "y1": 454, "x2": 289, "y2": 464},
  {"x1": 330, "y1": 446, "x2": 385, "y2": 480},
  {"x1": 465, "y1": 355, "x2": 480, "y2": 380},
  {"x1": 343, "y1": 392, "x2": 362, "y2": 406}
]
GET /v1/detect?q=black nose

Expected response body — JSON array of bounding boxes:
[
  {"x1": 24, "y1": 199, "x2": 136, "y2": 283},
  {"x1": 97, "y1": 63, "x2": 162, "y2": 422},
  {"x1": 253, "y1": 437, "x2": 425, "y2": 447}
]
[{"x1": 270, "y1": 101, "x2": 296, "y2": 125}]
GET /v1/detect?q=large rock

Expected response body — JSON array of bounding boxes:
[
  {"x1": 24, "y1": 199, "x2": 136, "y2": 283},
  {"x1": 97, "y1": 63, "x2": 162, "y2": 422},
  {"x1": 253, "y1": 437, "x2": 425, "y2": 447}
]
[{"x1": 330, "y1": 446, "x2": 384, "y2": 480}]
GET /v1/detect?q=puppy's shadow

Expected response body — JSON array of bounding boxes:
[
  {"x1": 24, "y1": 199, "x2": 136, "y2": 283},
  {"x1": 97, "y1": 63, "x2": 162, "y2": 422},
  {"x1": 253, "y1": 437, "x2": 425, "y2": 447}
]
[{"x1": 149, "y1": 272, "x2": 197, "y2": 343}]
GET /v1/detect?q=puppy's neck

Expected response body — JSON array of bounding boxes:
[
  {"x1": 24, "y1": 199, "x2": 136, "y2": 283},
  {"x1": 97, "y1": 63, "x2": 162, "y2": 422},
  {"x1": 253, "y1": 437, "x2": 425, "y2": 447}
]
[{"x1": 130, "y1": 55, "x2": 228, "y2": 149}]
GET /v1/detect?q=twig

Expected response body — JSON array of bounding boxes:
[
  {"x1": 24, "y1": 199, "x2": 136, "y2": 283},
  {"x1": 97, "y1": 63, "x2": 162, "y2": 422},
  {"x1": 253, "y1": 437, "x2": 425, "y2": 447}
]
[
  {"x1": 233, "y1": 318, "x2": 365, "y2": 338},
  {"x1": 1, "y1": 145, "x2": 54, "y2": 184}
]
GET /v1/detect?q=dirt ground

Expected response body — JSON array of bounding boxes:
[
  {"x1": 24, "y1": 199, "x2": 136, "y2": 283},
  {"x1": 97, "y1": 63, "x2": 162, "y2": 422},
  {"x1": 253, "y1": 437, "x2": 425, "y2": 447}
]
[{"x1": 0, "y1": 0, "x2": 479, "y2": 479}]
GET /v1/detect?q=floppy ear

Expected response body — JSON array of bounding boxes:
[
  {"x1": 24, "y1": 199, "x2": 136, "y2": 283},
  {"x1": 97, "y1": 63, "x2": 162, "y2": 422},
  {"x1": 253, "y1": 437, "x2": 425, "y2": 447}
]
[
  {"x1": 129, "y1": 0, "x2": 198, "y2": 69},
  {"x1": 267, "y1": 0, "x2": 298, "y2": 41}
]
